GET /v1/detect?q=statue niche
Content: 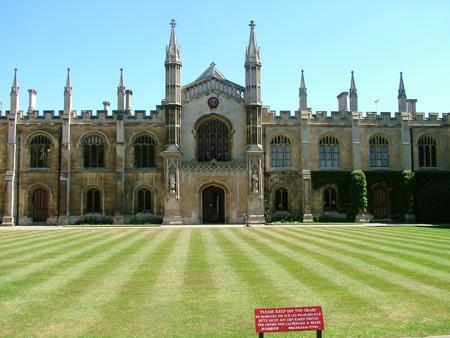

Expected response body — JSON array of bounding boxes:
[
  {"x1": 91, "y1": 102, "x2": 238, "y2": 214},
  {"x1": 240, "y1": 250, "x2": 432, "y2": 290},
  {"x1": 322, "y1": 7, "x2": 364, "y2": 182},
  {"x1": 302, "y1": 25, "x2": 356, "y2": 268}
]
[{"x1": 197, "y1": 117, "x2": 230, "y2": 162}]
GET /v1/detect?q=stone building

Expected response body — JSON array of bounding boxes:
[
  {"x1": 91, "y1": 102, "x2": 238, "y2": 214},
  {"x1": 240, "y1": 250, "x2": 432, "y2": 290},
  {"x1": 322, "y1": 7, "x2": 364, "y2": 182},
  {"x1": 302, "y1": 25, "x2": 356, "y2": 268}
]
[{"x1": 1, "y1": 20, "x2": 449, "y2": 226}]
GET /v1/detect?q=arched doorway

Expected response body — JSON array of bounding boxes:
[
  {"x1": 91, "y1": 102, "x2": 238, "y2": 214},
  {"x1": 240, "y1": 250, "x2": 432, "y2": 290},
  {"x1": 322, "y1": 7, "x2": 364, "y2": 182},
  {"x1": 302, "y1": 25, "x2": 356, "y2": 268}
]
[
  {"x1": 202, "y1": 186, "x2": 225, "y2": 224},
  {"x1": 32, "y1": 188, "x2": 48, "y2": 222},
  {"x1": 373, "y1": 184, "x2": 389, "y2": 218}
]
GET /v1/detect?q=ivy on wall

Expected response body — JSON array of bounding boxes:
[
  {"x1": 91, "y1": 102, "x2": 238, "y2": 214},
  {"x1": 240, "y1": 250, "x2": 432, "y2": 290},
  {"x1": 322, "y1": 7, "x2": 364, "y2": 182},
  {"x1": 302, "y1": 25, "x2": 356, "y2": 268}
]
[{"x1": 414, "y1": 171, "x2": 450, "y2": 222}]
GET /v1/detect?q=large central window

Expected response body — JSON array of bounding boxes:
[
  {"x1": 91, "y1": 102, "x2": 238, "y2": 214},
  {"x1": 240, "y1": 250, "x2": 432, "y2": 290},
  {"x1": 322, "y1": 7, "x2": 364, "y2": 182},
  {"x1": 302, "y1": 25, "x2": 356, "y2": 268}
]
[{"x1": 197, "y1": 118, "x2": 230, "y2": 161}]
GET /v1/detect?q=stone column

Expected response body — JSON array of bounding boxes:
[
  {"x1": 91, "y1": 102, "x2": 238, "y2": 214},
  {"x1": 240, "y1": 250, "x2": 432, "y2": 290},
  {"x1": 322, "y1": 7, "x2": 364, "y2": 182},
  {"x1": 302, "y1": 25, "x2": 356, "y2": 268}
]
[
  {"x1": 162, "y1": 146, "x2": 183, "y2": 225},
  {"x1": 401, "y1": 112, "x2": 412, "y2": 170},
  {"x1": 351, "y1": 112, "x2": 361, "y2": 170},
  {"x1": 2, "y1": 112, "x2": 18, "y2": 226},
  {"x1": 302, "y1": 169, "x2": 313, "y2": 222},
  {"x1": 300, "y1": 110, "x2": 313, "y2": 222},
  {"x1": 114, "y1": 112, "x2": 125, "y2": 224},
  {"x1": 246, "y1": 149, "x2": 265, "y2": 225},
  {"x1": 58, "y1": 112, "x2": 70, "y2": 225}
]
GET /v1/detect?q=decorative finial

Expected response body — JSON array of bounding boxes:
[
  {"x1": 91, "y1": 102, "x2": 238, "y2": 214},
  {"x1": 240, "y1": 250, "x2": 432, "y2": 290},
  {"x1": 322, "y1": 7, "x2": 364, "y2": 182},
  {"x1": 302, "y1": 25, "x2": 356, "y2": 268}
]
[
  {"x1": 249, "y1": 20, "x2": 255, "y2": 29},
  {"x1": 351, "y1": 70, "x2": 354, "y2": 75},
  {"x1": 301, "y1": 69, "x2": 304, "y2": 74},
  {"x1": 120, "y1": 68, "x2": 123, "y2": 73},
  {"x1": 170, "y1": 19, "x2": 176, "y2": 28},
  {"x1": 210, "y1": 62, "x2": 216, "y2": 67},
  {"x1": 67, "y1": 67, "x2": 70, "y2": 73},
  {"x1": 400, "y1": 71, "x2": 403, "y2": 76},
  {"x1": 14, "y1": 68, "x2": 17, "y2": 72}
]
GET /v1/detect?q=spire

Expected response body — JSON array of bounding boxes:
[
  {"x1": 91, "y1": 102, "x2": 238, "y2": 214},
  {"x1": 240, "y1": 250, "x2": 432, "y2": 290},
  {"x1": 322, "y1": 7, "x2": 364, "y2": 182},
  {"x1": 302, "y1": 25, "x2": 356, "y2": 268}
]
[
  {"x1": 245, "y1": 19, "x2": 261, "y2": 64},
  {"x1": 64, "y1": 68, "x2": 72, "y2": 94},
  {"x1": 350, "y1": 70, "x2": 356, "y2": 91},
  {"x1": 349, "y1": 71, "x2": 358, "y2": 112},
  {"x1": 398, "y1": 72, "x2": 406, "y2": 99},
  {"x1": 299, "y1": 69, "x2": 307, "y2": 110},
  {"x1": 117, "y1": 68, "x2": 126, "y2": 110},
  {"x1": 11, "y1": 68, "x2": 18, "y2": 95},
  {"x1": 166, "y1": 19, "x2": 181, "y2": 64}
]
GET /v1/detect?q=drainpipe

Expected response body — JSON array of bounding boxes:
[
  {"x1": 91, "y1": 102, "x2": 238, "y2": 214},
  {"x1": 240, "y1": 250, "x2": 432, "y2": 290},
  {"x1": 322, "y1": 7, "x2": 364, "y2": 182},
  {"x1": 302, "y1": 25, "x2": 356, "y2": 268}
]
[{"x1": 410, "y1": 127, "x2": 414, "y2": 171}]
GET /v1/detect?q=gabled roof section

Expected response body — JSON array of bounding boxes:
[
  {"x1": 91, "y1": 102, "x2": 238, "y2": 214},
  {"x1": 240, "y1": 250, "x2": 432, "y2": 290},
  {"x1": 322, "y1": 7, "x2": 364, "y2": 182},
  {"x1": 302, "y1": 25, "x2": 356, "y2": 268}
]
[
  {"x1": 182, "y1": 63, "x2": 245, "y2": 103},
  {"x1": 195, "y1": 62, "x2": 226, "y2": 81}
]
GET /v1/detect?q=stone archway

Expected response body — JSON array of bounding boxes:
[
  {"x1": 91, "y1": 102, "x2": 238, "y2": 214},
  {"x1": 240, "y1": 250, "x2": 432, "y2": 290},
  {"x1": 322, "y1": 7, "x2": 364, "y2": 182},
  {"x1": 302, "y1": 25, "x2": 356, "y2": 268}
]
[{"x1": 202, "y1": 186, "x2": 225, "y2": 224}]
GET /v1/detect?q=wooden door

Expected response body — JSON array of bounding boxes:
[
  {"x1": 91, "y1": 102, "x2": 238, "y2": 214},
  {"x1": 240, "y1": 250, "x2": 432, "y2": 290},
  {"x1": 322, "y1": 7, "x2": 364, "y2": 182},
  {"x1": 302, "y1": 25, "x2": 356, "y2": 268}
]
[
  {"x1": 202, "y1": 186, "x2": 225, "y2": 223},
  {"x1": 32, "y1": 188, "x2": 48, "y2": 222},
  {"x1": 373, "y1": 185, "x2": 388, "y2": 218}
]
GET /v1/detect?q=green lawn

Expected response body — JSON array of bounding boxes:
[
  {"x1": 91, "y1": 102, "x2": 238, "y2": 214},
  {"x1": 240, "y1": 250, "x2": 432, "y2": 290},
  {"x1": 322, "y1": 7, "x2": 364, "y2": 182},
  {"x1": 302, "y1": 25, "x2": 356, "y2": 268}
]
[{"x1": 0, "y1": 226, "x2": 449, "y2": 337}]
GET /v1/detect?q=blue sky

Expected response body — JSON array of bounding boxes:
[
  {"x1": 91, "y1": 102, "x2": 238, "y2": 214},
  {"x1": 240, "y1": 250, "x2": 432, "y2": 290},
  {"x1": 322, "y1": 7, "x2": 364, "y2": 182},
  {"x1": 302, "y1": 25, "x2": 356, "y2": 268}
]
[{"x1": 1, "y1": 0, "x2": 450, "y2": 114}]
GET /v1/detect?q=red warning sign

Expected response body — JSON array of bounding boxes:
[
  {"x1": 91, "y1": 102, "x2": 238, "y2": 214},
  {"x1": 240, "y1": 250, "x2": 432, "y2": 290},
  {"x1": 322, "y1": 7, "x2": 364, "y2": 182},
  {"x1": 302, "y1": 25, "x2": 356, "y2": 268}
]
[{"x1": 255, "y1": 306, "x2": 324, "y2": 333}]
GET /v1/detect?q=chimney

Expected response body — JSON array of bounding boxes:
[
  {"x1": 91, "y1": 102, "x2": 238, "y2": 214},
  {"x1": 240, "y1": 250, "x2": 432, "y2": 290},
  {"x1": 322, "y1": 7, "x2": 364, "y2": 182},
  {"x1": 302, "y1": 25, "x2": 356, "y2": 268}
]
[
  {"x1": 337, "y1": 92, "x2": 348, "y2": 111},
  {"x1": 103, "y1": 101, "x2": 110, "y2": 111},
  {"x1": 125, "y1": 89, "x2": 133, "y2": 111},
  {"x1": 28, "y1": 89, "x2": 37, "y2": 112},
  {"x1": 407, "y1": 99, "x2": 417, "y2": 116}
]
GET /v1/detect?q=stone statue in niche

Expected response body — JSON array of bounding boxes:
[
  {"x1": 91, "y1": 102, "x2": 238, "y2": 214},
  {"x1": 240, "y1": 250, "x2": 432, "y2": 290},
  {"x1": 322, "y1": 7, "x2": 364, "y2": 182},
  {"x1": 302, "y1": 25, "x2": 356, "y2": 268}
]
[
  {"x1": 169, "y1": 168, "x2": 177, "y2": 195},
  {"x1": 251, "y1": 169, "x2": 259, "y2": 194}
]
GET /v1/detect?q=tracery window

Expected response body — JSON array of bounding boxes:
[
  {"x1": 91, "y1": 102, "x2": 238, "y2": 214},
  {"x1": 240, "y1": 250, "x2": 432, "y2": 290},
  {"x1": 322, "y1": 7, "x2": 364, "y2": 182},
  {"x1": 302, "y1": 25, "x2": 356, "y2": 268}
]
[
  {"x1": 319, "y1": 135, "x2": 339, "y2": 168},
  {"x1": 274, "y1": 188, "x2": 288, "y2": 211},
  {"x1": 136, "y1": 188, "x2": 152, "y2": 213},
  {"x1": 323, "y1": 186, "x2": 337, "y2": 211},
  {"x1": 84, "y1": 135, "x2": 105, "y2": 168},
  {"x1": 30, "y1": 135, "x2": 51, "y2": 168},
  {"x1": 197, "y1": 118, "x2": 230, "y2": 162},
  {"x1": 418, "y1": 136, "x2": 437, "y2": 168},
  {"x1": 369, "y1": 135, "x2": 389, "y2": 168},
  {"x1": 86, "y1": 188, "x2": 101, "y2": 213},
  {"x1": 271, "y1": 135, "x2": 291, "y2": 167},
  {"x1": 134, "y1": 135, "x2": 156, "y2": 168}
]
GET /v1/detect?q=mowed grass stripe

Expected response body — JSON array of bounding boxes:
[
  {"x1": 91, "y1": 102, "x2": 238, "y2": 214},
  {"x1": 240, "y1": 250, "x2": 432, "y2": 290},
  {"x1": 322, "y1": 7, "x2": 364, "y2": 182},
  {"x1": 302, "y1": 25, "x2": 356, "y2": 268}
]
[
  {"x1": 369, "y1": 226, "x2": 450, "y2": 243},
  {"x1": 0, "y1": 229, "x2": 147, "y2": 336},
  {"x1": 0, "y1": 230, "x2": 101, "y2": 268},
  {"x1": 280, "y1": 227, "x2": 450, "y2": 286},
  {"x1": 215, "y1": 229, "x2": 324, "y2": 308},
  {"x1": 0, "y1": 229, "x2": 110, "y2": 286},
  {"x1": 83, "y1": 229, "x2": 181, "y2": 336},
  {"x1": 343, "y1": 227, "x2": 450, "y2": 249},
  {"x1": 0, "y1": 230, "x2": 135, "y2": 311},
  {"x1": 272, "y1": 228, "x2": 450, "y2": 303},
  {"x1": 0, "y1": 230, "x2": 57, "y2": 245},
  {"x1": 202, "y1": 228, "x2": 256, "y2": 337},
  {"x1": 0, "y1": 230, "x2": 82, "y2": 253},
  {"x1": 28, "y1": 229, "x2": 171, "y2": 337},
  {"x1": 313, "y1": 227, "x2": 450, "y2": 267},
  {"x1": 127, "y1": 229, "x2": 192, "y2": 336},
  {"x1": 230, "y1": 229, "x2": 391, "y2": 330},
  {"x1": 246, "y1": 229, "x2": 450, "y2": 337}
]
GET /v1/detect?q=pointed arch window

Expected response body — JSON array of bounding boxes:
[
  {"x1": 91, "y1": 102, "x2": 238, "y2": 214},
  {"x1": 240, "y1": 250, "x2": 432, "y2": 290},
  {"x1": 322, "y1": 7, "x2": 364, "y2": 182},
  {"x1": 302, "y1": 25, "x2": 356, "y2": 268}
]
[
  {"x1": 274, "y1": 188, "x2": 288, "y2": 211},
  {"x1": 369, "y1": 135, "x2": 389, "y2": 168},
  {"x1": 271, "y1": 135, "x2": 291, "y2": 167},
  {"x1": 197, "y1": 118, "x2": 230, "y2": 162},
  {"x1": 136, "y1": 188, "x2": 152, "y2": 213},
  {"x1": 86, "y1": 188, "x2": 101, "y2": 213},
  {"x1": 84, "y1": 135, "x2": 105, "y2": 168},
  {"x1": 323, "y1": 186, "x2": 337, "y2": 211},
  {"x1": 418, "y1": 136, "x2": 437, "y2": 168},
  {"x1": 30, "y1": 135, "x2": 51, "y2": 168},
  {"x1": 319, "y1": 135, "x2": 339, "y2": 168},
  {"x1": 134, "y1": 135, "x2": 156, "y2": 168}
]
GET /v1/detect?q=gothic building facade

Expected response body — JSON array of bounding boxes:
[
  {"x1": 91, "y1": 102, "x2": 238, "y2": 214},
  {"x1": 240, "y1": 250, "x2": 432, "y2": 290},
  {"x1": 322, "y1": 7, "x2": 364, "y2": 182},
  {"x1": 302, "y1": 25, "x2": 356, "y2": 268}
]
[{"x1": 1, "y1": 20, "x2": 449, "y2": 225}]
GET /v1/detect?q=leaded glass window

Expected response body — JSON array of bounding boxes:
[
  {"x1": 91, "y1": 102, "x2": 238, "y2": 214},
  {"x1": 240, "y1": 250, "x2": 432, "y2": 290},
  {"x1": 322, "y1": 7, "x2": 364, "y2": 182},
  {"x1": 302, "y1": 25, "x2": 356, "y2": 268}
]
[
  {"x1": 134, "y1": 135, "x2": 156, "y2": 168},
  {"x1": 319, "y1": 135, "x2": 339, "y2": 168},
  {"x1": 84, "y1": 135, "x2": 105, "y2": 168},
  {"x1": 369, "y1": 135, "x2": 389, "y2": 168},
  {"x1": 30, "y1": 135, "x2": 51, "y2": 168},
  {"x1": 271, "y1": 135, "x2": 291, "y2": 167},
  {"x1": 418, "y1": 136, "x2": 437, "y2": 168},
  {"x1": 197, "y1": 118, "x2": 230, "y2": 161}
]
